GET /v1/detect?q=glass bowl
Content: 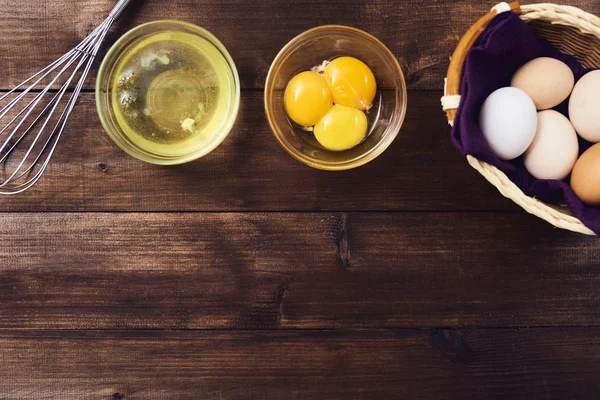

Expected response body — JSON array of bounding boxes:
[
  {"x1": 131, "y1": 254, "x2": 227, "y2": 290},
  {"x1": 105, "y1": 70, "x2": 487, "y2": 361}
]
[
  {"x1": 96, "y1": 20, "x2": 240, "y2": 165},
  {"x1": 264, "y1": 25, "x2": 407, "y2": 170}
]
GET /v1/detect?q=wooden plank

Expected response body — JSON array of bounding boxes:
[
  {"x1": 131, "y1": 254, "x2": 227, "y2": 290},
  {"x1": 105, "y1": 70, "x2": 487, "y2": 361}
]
[
  {"x1": 1, "y1": 328, "x2": 600, "y2": 399},
  {"x1": 1, "y1": 0, "x2": 598, "y2": 91},
  {"x1": 1, "y1": 211, "x2": 599, "y2": 330},
  {"x1": 0, "y1": 0, "x2": 480, "y2": 91},
  {"x1": 0, "y1": 91, "x2": 518, "y2": 212}
]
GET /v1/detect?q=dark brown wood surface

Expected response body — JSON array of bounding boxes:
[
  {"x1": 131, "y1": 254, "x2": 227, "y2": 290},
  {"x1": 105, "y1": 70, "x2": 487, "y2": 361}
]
[
  {"x1": 3, "y1": 329, "x2": 600, "y2": 399},
  {"x1": 2, "y1": 212, "x2": 600, "y2": 330},
  {"x1": 1, "y1": 0, "x2": 600, "y2": 399},
  {"x1": 0, "y1": 92, "x2": 517, "y2": 212}
]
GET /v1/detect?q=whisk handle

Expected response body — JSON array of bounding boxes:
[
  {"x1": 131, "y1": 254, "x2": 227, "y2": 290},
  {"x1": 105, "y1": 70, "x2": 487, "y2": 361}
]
[{"x1": 109, "y1": 0, "x2": 133, "y2": 20}]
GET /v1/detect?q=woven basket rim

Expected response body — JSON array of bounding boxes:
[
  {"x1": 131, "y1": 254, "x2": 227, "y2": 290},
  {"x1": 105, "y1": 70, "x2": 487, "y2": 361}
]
[{"x1": 442, "y1": 1, "x2": 600, "y2": 236}]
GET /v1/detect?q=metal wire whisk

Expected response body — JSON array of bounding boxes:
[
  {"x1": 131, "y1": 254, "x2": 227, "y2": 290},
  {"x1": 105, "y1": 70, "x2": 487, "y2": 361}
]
[{"x1": 0, "y1": 0, "x2": 132, "y2": 195}]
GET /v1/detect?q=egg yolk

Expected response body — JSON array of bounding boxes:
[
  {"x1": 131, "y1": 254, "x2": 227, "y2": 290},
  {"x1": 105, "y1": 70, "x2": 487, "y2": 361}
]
[
  {"x1": 324, "y1": 57, "x2": 377, "y2": 111},
  {"x1": 314, "y1": 105, "x2": 368, "y2": 151},
  {"x1": 284, "y1": 71, "x2": 333, "y2": 127}
]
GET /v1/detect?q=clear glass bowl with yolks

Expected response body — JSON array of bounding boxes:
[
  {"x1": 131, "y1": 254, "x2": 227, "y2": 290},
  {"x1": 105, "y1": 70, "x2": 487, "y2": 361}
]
[{"x1": 264, "y1": 25, "x2": 407, "y2": 170}]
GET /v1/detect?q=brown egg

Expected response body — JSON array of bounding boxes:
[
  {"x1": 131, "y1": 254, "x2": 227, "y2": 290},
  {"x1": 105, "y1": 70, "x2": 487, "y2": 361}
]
[
  {"x1": 571, "y1": 143, "x2": 600, "y2": 205},
  {"x1": 511, "y1": 57, "x2": 574, "y2": 110}
]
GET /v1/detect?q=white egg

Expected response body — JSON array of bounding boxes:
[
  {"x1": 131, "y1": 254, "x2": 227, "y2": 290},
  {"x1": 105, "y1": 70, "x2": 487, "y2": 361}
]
[
  {"x1": 524, "y1": 110, "x2": 579, "y2": 180},
  {"x1": 479, "y1": 87, "x2": 538, "y2": 160},
  {"x1": 569, "y1": 70, "x2": 600, "y2": 143}
]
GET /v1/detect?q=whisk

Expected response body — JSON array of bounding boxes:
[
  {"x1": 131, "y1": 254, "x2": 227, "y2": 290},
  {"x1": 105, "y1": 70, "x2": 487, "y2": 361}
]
[{"x1": 0, "y1": 0, "x2": 132, "y2": 194}]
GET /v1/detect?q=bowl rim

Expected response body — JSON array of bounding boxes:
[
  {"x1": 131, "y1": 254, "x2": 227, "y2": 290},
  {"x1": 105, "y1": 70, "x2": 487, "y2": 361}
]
[
  {"x1": 96, "y1": 19, "x2": 241, "y2": 165},
  {"x1": 264, "y1": 24, "x2": 408, "y2": 171}
]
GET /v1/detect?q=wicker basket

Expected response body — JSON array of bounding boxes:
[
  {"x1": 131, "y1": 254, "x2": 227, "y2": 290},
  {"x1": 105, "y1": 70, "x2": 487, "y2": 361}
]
[{"x1": 442, "y1": 2, "x2": 600, "y2": 235}]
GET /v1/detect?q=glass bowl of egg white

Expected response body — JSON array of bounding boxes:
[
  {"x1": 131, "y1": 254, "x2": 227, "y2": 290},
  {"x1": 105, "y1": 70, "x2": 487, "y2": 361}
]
[
  {"x1": 264, "y1": 25, "x2": 407, "y2": 170},
  {"x1": 97, "y1": 20, "x2": 240, "y2": 165}
]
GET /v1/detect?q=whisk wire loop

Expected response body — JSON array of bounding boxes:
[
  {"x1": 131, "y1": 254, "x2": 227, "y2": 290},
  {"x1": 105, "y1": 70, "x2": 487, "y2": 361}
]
[{"x1": 0, "y1": 0, "x2": 131, "y2": 194}]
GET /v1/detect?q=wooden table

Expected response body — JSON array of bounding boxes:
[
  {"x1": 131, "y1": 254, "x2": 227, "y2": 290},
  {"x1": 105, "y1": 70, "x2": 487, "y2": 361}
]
[{"x1": 1, "y1": 0, "x2": 600, "y2": 398}]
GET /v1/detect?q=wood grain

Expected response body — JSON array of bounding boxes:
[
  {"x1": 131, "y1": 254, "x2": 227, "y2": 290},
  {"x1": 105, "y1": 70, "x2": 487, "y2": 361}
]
[
  {"x1": 3, "y1": 1, "x2": 600, "y2": 397},
  {"x1": 0, "y1": 0, "x2": 597, "y2": 91},
  {"x1": 2, "y1": 211, "x2": 600, "y2": 330},
  {"x1": 0, "y1": 91, "x2": 518, "y2": 212},
  {"x1": 1, "y1": 328, "x2": 600, "y2": 399},
  {"x1": 0, "y1": 0, "x2": 481, "y2": 91}
]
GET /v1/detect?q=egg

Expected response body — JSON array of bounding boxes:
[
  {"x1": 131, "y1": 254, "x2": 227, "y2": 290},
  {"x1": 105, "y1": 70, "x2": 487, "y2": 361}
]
[
  {"x1": 284, "y1": 71, "x2": 333, "y2": 127},
  {"x1": 569, "y1": 70, "x2": 600, "y2": 143},
  {"x1": 511, "y1": 57, "x2": 574, "y2": 110},
  {"x1": 314, "y1": 105, "x2": 368, "y2": 151},
  {"x1": 571, "y1": 143, "x2": 600, "y2": 205},
  {"x1": 479, "y1": 87, "x2": 538, "y2": 160},
  {"x1": 524, "y1": 110, "x2": 578, "y2": 180},
  {"x1": 324, "y1": 57, "x2": 377, "y2": 111}
]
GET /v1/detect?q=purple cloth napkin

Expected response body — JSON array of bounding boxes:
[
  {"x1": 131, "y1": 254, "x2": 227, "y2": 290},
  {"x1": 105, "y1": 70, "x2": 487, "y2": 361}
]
[{"x1": 452, "y1": 11, "x2": 600, "y2": 234}]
